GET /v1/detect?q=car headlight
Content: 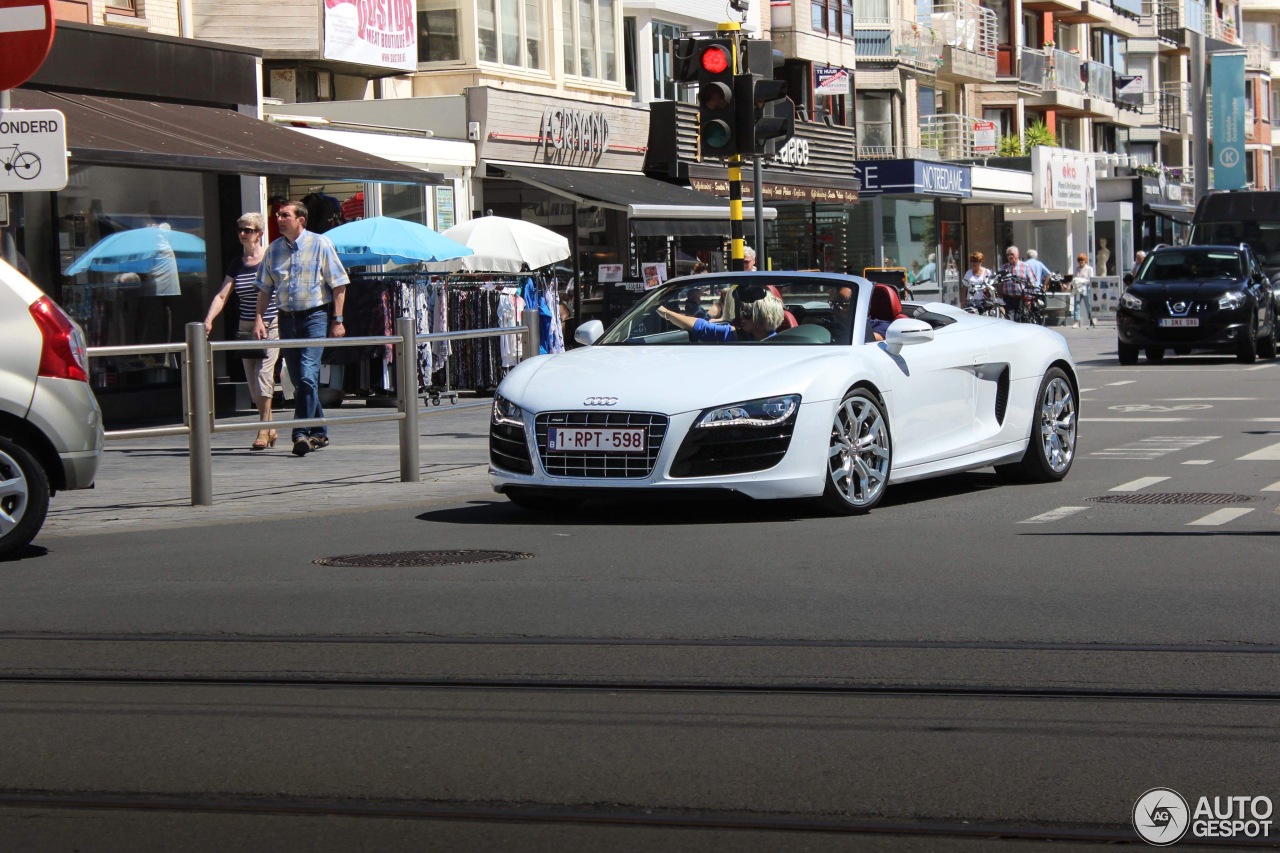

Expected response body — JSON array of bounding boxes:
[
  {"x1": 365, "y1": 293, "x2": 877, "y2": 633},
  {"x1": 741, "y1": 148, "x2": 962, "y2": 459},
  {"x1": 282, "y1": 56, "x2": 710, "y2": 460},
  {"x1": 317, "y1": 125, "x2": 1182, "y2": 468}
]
[
  {"x1": 1219, "y1": 290, "x2": 1247, "y2": 310},
  {"x1": 695, "y1": 394, "x2": 801, "y2": 428},
  {"x1": 1120, "y1": 291, "x2": 1144, "y2": 311},
  {"x1": 492, "y1": 393, "x2": 525, "y2": 427}
]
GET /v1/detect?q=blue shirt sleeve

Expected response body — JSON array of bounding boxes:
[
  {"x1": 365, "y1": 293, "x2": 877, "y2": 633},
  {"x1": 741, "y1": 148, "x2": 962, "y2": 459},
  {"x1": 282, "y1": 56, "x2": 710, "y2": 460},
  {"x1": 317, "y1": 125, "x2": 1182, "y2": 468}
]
[
  {"x1": 869, "y1": 318, "x2": 891, "y2": 338},
  {"x1": 691, "y1": 318, "x2": 737, "y2": 342}
]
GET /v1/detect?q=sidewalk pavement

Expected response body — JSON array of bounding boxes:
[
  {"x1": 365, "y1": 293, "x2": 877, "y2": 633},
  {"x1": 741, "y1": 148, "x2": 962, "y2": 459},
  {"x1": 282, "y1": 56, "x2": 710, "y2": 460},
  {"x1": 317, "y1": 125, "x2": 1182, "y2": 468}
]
[
  {"x1": 43, "y1": 324, "x2": 1121, "y2": 538},
  {"x1": 43, "y1": 400, "x2": 497, "y2": 538}
]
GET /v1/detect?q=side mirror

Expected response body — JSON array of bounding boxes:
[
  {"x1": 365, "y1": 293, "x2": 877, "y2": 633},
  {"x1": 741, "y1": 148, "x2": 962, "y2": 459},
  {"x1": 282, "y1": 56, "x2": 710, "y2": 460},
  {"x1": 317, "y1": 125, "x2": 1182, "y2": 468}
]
[
  {"x1": 883, "y1": 318, "x2": 934, "y2": 355},
  {"x1": 1123, "y1": 273, "x2": 1133, "y2": 285},
  {"x1": 574, "y1": 319, "x2": 604, "y2": 346}
]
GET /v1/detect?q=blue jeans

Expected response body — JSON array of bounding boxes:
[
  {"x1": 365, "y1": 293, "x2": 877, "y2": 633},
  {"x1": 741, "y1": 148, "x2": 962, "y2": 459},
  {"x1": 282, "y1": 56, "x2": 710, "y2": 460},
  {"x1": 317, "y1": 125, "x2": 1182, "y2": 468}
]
[{"x1": 278, "y1": 307, "x2": 329, "y2": 442}]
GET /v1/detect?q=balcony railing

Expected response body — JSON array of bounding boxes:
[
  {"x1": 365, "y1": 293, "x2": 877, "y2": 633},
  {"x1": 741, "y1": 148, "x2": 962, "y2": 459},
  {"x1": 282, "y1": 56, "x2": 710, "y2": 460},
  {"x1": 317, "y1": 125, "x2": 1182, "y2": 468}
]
[
  {"x1": 1158, "y1": 84, "x2": 1183, "y2": 132},
  {"x1": 1084, "y1": 60, "x2": 1114, "y2": 101},
  {"x1": 931, "y1": 1, "x2": 997, "y2": 57},
  {"x1": 1018, "y1": 47, "x2": 1046, "y2": 89},
  {"x1": 893, "y1": 18, "x2": 943, "y2": 69},
  {"x1": 1246, "y1": 41, "x2": 1270, "y2": 70},
  {"x1": 857, "y1": 120, "x2": 895, "y2": 159},
  {"x1": 919, "y1": 113, "x2": 988, "y2": 160},
  {"x1": 1045, "y1": 49, "x2": 1086, "y2": 94},
  {"x1": 1204, "y1": 12, "x2": 1237, "y2": 44}
]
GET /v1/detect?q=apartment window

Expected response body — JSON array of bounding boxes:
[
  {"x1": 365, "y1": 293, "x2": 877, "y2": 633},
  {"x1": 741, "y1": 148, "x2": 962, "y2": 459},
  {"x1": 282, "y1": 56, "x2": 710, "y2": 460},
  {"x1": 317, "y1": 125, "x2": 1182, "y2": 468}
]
[
  {"x1": 417, "y1": 0, "x2": 461, "y2": 63},
  {"x1": 919, "y1": 86, "x2": 936, "y2": 119},
  {"x1": 477, "y1": 0, "x2": 543, "y2": 69},
  {"x1": 1090, "y1": 31, "x2": 1127, "y2": 73},
  {"x1": 812, "y1": 0, "x2": 862, "y2": 38},
  {"x1": 987, "y1": 0, "x2": 1009, "y2": 44},
  {"x1": 106, "y1": 0, "x2": 136, "y2": 13},
  {"x1": 1244, "y1": 21, "x2": 1275, "y2": 51},
  {"x1": 564, "y1": 0, "x2": 620, "y2": 82},
  {"x1": 651, "y1": 22, "x2": 687, "y2": 102},
  {"x1": 983, "y1": 107, "x2": 1013, "y2": 137},
  {"x1": 1272, "y1": 88, "x2": 1280, "y2": 125}
]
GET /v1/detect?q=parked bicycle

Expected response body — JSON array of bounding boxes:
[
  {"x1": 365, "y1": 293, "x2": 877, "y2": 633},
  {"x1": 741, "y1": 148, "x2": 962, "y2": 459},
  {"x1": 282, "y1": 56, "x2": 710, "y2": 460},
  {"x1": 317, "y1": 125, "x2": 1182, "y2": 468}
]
[{"x1": 963, "y1": 274, "x2": 1004, "y2": 318}]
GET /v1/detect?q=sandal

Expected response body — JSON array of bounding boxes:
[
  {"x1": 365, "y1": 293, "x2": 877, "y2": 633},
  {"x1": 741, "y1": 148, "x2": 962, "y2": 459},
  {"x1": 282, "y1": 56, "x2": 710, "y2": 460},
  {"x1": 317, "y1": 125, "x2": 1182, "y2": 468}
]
[
  {"x1": 251, "y1": 429, "x2": 277, "y2": 451},
  {"x1": 309, "y1": 435, "x2": 330, "y2": 450}
]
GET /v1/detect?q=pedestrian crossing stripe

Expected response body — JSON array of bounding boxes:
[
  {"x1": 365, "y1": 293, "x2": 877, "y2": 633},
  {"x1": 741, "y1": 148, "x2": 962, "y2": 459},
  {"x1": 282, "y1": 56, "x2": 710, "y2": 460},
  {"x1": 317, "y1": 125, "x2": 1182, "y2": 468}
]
[
  {"x1": 1187, "y1": 508, "x2": 1255, "y2": 526},
  {"x1": 1088, "y1": 436, "x2": 1220, "y2": 460},
  {"x1": 1111, "y1": 477, "x2": 1169, "y2": 492},
  {"x1": 1238, "y1": 441, "x2": 1280, "y2": 461},
  {"x1": 1019, "y1": 507, "x2": 1088, "y2": 523}
]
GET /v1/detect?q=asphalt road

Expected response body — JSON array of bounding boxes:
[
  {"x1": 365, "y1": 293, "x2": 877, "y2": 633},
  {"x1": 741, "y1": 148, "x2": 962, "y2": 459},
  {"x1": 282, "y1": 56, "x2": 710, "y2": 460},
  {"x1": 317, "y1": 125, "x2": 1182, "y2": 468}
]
[{"x1": 2, "y1": 327, "x2": 1278, "y2": 851}]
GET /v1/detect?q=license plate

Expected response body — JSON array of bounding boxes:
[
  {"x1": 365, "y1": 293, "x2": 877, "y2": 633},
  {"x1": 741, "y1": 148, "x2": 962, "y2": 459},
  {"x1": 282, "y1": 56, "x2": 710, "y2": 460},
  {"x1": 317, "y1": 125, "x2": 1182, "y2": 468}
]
[
  {"x1": 1159, "y1": 318, "x2": 1199, "y2": 327},
  {"x1": 548, "y1": 427, "x2": 647, "y2": 453}
]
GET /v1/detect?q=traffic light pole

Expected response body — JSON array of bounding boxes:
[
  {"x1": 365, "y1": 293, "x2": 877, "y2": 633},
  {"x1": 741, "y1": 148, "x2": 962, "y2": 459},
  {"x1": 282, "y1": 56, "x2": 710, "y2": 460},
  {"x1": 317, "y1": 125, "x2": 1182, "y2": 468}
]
[
  {"x1": 753, "y1": 155, "x2": 764, "y2": 266},
  {"x1": 719, "y1": 22, "x2": 745, "y2": 272}
]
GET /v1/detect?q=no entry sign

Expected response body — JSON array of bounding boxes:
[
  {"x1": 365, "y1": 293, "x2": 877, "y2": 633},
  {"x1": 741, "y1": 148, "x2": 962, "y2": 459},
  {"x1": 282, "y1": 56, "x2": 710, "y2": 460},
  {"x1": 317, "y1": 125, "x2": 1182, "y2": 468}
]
[{"x1": 0, "y1": 0, "x2": 55, "y2": 92}]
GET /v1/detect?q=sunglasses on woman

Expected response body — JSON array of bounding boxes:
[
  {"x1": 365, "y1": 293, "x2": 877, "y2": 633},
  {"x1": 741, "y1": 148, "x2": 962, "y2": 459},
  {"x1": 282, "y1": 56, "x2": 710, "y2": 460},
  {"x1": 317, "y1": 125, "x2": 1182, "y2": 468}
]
[{"x1": 238, "y1": 227, "x2": 260, "y2": 234}]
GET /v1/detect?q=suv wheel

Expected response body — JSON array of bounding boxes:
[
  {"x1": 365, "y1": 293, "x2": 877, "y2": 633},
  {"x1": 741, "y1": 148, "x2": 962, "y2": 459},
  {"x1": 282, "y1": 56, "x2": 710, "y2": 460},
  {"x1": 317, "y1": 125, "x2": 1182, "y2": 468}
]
[
  {"x1": 1237, "y1": 322, "x2": 1259, "y2": 364},
  {"x1": 1145, "y1": 347, "x2": 1165, "y2": 363},
  {"x1": 0, "y1": 436, "x2": 51, "y2": 559},
  {"x1": 1259, "y1": 326, "x2": 1277, "y2": 360},
  {"x1": 1118, "y1": 341, "x2": 1139, "y2": 365}
]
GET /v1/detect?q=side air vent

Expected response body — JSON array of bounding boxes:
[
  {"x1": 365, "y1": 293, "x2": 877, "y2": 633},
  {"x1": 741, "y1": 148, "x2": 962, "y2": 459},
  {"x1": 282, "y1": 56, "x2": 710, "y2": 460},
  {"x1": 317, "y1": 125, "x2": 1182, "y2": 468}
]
[{"x1": 994, "y1": 365, "x2": 1010, "y2": 425}]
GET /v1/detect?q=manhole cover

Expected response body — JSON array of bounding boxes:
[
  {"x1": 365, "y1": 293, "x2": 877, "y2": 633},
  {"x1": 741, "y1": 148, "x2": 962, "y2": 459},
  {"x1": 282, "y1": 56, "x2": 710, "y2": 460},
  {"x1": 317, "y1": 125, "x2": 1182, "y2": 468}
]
[
  {"x1": 314, "y1": 550, "x2": 533, "y2": 567},
  {"x1": 1087, "y1": 493, "x2": 1266, "y2": 505}
]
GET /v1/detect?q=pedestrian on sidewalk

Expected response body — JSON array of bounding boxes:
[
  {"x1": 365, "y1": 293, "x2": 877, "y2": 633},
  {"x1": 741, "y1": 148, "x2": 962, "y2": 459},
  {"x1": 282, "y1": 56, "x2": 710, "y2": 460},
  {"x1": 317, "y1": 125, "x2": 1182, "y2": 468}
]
[
  {"x1": 1072, "y1": 252, "x2": 1095, "y2": 328},
  {"x1": 204, "y1": 212, "x2": 280, "y2": 451},
  {"x1": 254, "y1": 200, "x2": 349, "y2": 457}
]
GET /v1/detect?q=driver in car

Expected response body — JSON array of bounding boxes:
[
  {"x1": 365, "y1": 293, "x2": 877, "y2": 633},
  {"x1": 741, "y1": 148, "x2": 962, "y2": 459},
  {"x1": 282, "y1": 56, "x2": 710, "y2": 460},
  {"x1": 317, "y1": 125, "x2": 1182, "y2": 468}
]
[
  {"x1": 829, "y1": 284, "x2": 889, "y2": 342},
  {"x1": 658, "y1": 286, "x2": 785, "y2": 341}
]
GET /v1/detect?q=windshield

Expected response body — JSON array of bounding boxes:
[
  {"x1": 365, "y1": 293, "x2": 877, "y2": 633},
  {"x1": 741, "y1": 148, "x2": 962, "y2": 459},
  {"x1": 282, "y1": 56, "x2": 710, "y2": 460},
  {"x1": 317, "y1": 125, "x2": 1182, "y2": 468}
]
[
  {"x1": 1188, "y1": 220, "x2": 1280, "y2": 265},
  {"x1": 1137, "y1": 249, "x2": 1245, "y2": 282},
  {"x1": 596, "y1": 275, "x2": 865, "y2": 346}
]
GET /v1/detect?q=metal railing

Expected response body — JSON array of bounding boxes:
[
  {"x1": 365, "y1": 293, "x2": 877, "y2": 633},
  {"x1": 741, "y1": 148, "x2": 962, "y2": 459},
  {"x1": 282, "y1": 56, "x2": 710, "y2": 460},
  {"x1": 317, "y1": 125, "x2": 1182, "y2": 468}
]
[
  {"x1": 919, "y1": 113, "x2": 985, "y2": 160},
  {"x1": 1158, "y1": 83, "x2": 1184, "y2": 131},
  {"x1": 88, "y1": 316, "x2": 537, "y2": 506},
  {"x1": 1084, "y1": 60, "x2": 1114, "y2": 101},
  {"x1": 1203, "y1": 11, "x2": 1237, "y2": 44},
  {"x1": 856, "y1": 120, "x2": 895, "y2": 159},
  {"x1": 931, "y1": 1, "x2": 997, "y2": 57},
  {"x1": 1246, "y1": 41, "x2": 1270, "y2": 71},
  {"x1": 1018, "y1": 48, "x2": 1046, "y2": 90},
  {"x1": 893, "y1": 17, "x2": 943, "y2": 70}
]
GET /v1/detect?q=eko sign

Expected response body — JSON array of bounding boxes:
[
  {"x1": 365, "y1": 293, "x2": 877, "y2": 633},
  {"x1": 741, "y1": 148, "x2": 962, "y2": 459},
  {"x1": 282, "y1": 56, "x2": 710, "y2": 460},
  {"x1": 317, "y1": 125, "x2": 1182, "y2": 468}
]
[
  {"x1": 1031, "y1": 146, "x2": 1095, "y2": 211},
  {"x1": 855, "y1": 159, "x2": 972, "y2": 197}
]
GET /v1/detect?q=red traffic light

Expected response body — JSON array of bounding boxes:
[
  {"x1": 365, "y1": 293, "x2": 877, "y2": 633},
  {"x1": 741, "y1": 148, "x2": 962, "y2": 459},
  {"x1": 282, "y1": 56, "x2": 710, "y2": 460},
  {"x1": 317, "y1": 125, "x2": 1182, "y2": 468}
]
[{"x1": 700, "y1": 45, "x2": 730, "y2": 74}]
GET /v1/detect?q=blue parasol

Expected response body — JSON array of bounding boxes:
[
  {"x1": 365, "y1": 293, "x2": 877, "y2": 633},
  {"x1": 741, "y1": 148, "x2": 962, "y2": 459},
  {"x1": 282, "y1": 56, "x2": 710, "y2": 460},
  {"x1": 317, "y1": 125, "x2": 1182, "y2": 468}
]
[
  {"x1": 65, "y1": 225, "x2": 206, "y2": 275},
  {"x1": 323, "y1": 216, "x2": 474, "y2": 267}
]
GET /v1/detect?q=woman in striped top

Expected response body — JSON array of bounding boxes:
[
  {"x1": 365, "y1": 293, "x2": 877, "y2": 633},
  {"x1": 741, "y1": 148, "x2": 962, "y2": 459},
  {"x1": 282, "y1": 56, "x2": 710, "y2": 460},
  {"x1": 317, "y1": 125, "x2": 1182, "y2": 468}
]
[{"x1": 203, "y1": 212, "x2": 280, "y2": 450}]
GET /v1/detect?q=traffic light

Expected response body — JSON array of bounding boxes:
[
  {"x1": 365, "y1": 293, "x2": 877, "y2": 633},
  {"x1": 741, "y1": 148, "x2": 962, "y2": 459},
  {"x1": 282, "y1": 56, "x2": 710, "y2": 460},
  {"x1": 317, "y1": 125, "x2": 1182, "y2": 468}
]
[
  {"x1": 695, "y1": 38, "x2": 738, "y2": 159},
  {"x1": 745, "y1": 78, "x2": 795, "y2": 157}
]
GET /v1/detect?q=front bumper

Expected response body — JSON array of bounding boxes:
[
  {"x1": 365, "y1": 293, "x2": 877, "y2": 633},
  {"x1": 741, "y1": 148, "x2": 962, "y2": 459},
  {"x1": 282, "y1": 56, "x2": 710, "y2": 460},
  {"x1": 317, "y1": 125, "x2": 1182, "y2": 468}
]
[
  {"x1": 489, "y1": 403, "x2": 832, "y2": 501},
  {"x1": 1116, "y1": 307, "x2": 1252, "y2": 350}
]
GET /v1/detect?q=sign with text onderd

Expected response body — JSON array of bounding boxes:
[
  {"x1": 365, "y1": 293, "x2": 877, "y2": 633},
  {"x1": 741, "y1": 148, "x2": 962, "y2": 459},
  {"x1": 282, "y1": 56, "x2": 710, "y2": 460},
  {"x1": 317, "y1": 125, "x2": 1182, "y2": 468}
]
[
  {"x1": 0, "y1": 109, "x2": 67, "y2": 192},
  {"x1": 0, "y1": 0, "x2": 55, "y2": 91},
  {"x1": 322, "y1": 0, "x2": 417, "y2": 73}
]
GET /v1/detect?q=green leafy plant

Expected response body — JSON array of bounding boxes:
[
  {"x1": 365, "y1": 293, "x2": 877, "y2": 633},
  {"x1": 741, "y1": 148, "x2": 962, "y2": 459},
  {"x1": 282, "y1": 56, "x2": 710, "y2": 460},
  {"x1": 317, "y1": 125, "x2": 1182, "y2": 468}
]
[
  {"x1": 1022, "y1": 119, "x2": 1058, "y2": 149},
  {"x1": 997, "y1": 134, "x2": 1023, "y2": 156}
]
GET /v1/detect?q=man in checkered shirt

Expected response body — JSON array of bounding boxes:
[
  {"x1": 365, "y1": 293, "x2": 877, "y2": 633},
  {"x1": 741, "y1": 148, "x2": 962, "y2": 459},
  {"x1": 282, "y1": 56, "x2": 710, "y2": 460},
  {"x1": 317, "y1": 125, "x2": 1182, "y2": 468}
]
[{"x1": 998, "y1": 245, "x2": 1033, "y2": 322}]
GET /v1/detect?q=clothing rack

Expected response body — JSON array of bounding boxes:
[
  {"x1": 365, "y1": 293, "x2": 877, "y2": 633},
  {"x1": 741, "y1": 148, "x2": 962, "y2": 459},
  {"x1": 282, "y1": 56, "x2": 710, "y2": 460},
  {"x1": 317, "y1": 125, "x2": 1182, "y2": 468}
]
[
  {"x1": 345, "y1": 269, "x2": 456, "y2": 404},
  {"x1": 440, "y1": 272, "x2": 542, "y2": 394}
]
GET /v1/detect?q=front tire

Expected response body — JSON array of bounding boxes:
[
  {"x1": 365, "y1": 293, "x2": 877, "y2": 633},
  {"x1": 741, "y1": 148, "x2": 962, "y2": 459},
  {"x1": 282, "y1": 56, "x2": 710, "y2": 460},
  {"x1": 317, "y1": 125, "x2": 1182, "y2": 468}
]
[
  {"x1": 1118, "y1": 340, "x2": 1139, "y2": 365},
  {"x1": 995, "y1": 367, "x2": 1077, "y2": 484},
  {"x1": 820, "y1": 389, "x2": 892, "y2": 515},
  {"x1": 1237, "y1": 321, "x2": 1259, "y2": 363},
  {"x1": 0, "y1": 436, "x2": 50, "y2": 559},
  {"x1": 1145, "y1": 347, "x2": 1165, "y2": 363}
]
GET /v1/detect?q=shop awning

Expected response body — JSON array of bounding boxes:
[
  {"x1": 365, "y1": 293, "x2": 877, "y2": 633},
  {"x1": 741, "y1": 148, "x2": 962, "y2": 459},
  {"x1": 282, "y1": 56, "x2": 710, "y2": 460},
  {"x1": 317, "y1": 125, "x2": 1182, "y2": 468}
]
[
  {"x1": 493, "y1": 164, "x2": 775, "y2": 234},
  {"x1": 10, "y1": 90, "x2": 442, "y2": 184}
]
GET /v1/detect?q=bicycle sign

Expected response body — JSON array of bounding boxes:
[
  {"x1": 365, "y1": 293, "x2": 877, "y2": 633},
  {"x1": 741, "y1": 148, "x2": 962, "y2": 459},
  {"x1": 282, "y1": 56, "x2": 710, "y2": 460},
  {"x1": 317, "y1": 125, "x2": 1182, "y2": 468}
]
[{"x1": 0, "y1": 108, "x2": 66, "y2": 192}]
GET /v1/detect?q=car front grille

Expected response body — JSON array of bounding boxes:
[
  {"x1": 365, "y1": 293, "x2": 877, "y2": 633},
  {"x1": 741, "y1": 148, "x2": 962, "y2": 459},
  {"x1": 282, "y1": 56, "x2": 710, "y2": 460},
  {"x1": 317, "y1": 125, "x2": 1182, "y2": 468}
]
[
  {"x1": 489, "y1": 422, "x2": 533, "y2": 474},
  {"x1": 534, "y1": 411, "x2": 668, "y2": 478},
  {"x1": 668, "y1": 416, "x2": 796, "y2": 478}
]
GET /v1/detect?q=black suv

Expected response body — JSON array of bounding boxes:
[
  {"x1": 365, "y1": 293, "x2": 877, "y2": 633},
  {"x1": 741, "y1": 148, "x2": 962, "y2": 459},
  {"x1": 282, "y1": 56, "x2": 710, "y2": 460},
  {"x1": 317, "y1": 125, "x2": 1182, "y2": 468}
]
[{"x1": 1116, "y1": 244, "x2": 1277, "y2": 364}]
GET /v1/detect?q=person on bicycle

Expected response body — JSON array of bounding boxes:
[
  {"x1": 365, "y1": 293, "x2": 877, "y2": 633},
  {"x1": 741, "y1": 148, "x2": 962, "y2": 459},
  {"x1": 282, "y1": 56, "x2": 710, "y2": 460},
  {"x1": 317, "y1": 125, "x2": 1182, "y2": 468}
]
[{"x1": 999, "y1": 246, "x2": 1034, "y2": 321}]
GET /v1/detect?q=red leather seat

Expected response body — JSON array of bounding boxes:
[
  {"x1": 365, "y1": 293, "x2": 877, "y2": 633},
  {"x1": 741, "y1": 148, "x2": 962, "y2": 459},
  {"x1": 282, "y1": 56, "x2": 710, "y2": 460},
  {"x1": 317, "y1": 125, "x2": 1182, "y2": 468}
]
[{"x1": 869, "y1": 283, "x2": 909, "y2": 324}]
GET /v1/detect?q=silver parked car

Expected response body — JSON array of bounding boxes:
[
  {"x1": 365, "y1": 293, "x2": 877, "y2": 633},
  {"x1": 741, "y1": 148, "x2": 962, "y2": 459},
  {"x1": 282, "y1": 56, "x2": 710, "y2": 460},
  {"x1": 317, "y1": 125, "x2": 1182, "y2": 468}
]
[{"x1": 0, "y1": 259, "x2": 103, "y2": 558}]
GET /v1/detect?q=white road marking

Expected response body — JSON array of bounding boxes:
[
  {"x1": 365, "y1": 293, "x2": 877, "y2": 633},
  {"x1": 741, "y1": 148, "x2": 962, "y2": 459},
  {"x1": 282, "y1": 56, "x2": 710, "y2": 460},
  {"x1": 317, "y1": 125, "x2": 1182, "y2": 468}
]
[
  {"x1": 1106, "y1": 380, "x2": 1137, "y2": 386},
  {"x1": 1089, "y1": 436, "x2": 1219, "y2": 460},
  {"x1": 1158, "y1": 398, "x2": 1255, "y2": 401},
  {"x1": 1019, "y1": 507, "x2": 1088, "y2": 524},
  {"x1": 1187, "y1": 508, "x2": 1255, "y2": 526},
  {"x1": 1079, "y1": 388, "x2": 1095, "y2": 393},
  {"x1": 1263, "y1": 481, "x2": 1280, "y2": 492},
  {"x1": 1181, "y1": 460, "x2": 1214, "y2": 465},
  {"x1": 0, "y1": 5, "x2": 45, "y2": 33},
  {"x1": 1246, "y1": 363, "x2": 1276, "y2": 371},
  {"x1": 1083, "y1": 418, "x2": 1193, "y2": 423},
  {"x1": 1238, "y1": 442, "x2": 1280, "y2": 461},
  {"x1": 1250, "y1": 419, "x2": 1280, "y2": 423},
  {"x1": 1111, "y1": 477, "x2": 1169, "y2": 492}
]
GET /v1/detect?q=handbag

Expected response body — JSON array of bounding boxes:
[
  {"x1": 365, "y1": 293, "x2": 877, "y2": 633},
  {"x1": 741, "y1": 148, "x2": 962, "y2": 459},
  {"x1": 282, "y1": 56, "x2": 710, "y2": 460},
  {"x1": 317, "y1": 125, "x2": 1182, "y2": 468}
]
[{"x1": 233, "y1": 329, "x2": 268, "y2": 361}]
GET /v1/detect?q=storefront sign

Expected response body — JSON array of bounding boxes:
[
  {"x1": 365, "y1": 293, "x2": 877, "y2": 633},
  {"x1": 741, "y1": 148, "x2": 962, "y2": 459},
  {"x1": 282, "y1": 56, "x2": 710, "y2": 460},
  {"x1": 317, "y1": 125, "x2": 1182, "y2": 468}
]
[
  {"x1": 815, "y1": 67, "x2": 850, "y2": 97},
  {"x1": 855, "y1": 159, "x2": 972, "y2": 198},
  {"x1": 539, "y1": 107, "x2": 610, "y2": 157},
  {"x1": 772, "y1": 137, "x2": 809, "y2": 167},
  {"x1": 1211, "y1": 53, "x2": 1246, "y2": 190},
  {"x1": 434, "y1": 185, "x2": 455, "y2": 230},
  {"x1": 0, "y1": 108, "x2": 67, "y2": 192},
  {"x1": 323, "y1": 0, "x2": 417, "y2": 73},
  {"x1": 598, "y1": 263, "x2": 623, "y2": 282},
  {"x1": 1031, "y1": 146, "x2": 1095, "y2": 211},
  {"x1": 690, "y1": 178, "x2": 858, "y2": 203},
  {"x1": 972, "y1": 120, "x2": 996, "y2": 155}
]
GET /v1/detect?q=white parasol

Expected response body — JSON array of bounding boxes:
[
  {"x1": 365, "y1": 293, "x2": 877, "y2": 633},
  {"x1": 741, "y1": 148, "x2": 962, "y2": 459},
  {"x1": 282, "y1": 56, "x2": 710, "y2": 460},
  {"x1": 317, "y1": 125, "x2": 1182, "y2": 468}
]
[{"x1": 425, "y1": 215, "x2": 570, "y2": 273}]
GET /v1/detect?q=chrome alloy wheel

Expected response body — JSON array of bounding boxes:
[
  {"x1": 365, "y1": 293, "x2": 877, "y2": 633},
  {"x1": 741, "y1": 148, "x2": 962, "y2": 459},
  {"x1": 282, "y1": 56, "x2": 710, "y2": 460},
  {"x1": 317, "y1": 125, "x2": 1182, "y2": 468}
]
[
  {"x1": 1038, "y1": 375, "x2": 1077, "y2": 474},
  {"x1": 827, "y1": 392, "x2": 891, "y2": 509},
  {"x1": 0, "y1": 447, "x2": 31, "y2": 537}
]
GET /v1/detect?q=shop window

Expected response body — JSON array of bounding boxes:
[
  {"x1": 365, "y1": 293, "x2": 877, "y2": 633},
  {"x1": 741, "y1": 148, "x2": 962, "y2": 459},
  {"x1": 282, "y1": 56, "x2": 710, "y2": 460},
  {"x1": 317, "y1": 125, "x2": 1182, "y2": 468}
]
[
  {"x1": 564, "y1": 0, "x2": 620, "y2": 83},
  {"x1": 417, "y1": 0, "x2": 461, "y2": 63},
  {"x1": 651, "y1": 21, "x2": 688, "y2": 102},
  {"x1": 57, "y1": 166, "x2": 207, "y2": 390}
]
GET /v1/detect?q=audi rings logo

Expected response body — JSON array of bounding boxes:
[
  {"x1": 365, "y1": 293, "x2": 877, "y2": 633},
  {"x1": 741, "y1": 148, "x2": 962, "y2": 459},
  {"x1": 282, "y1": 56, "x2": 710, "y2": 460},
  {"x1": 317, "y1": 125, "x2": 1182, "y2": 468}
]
[
  {"x1": 583, "y1": 396, "x2": 618, "y2": 406},
  {"x1": 1134, "y1": 788, "x2": 1190, "y2": 846}
]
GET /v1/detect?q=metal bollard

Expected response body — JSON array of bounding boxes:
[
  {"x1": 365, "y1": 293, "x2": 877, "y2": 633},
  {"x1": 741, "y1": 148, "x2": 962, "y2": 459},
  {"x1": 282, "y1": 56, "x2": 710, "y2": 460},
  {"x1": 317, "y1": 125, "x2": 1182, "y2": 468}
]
[
  {"x1": 395, "y1": 316, "x2": 421, "y2": 483},
  {"x1": 525, "y1": 312, "x2": 540, "y2": 360},
  {"x1": 184, "y1": 322, "x2": 213, "y2": 506}
]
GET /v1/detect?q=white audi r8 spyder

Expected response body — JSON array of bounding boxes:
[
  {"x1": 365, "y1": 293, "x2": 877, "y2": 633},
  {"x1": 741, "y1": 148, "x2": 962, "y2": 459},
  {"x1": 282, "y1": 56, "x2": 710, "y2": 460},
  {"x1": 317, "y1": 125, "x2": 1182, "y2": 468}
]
[{"x1": 489, "y1": 272, "x2": 1078, "y2": 514}]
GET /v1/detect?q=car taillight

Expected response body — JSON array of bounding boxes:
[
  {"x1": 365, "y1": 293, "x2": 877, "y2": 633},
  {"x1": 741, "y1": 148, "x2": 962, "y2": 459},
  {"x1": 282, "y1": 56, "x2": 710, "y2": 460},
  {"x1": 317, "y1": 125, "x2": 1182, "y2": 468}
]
[{"x1": 29, "y1": 296, "x2": 89, "y2": 383}]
